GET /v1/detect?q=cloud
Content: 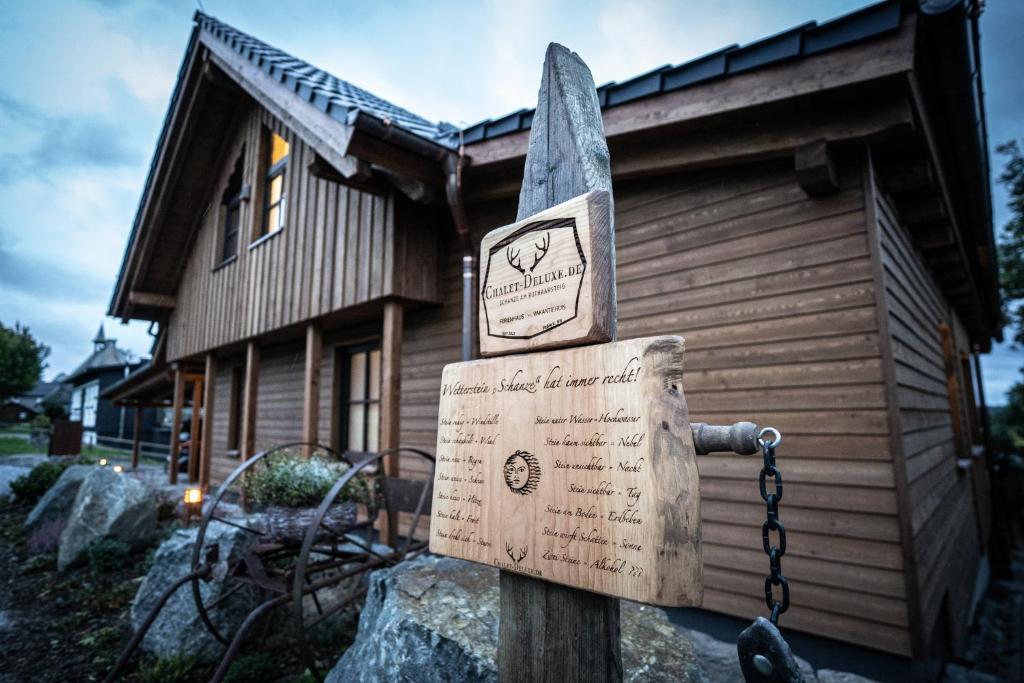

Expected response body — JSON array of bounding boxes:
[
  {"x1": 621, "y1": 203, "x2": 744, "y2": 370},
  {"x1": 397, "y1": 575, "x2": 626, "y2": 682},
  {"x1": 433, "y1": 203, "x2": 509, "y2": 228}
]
[{"x1": 0, "y1": 238, "x2": 112, "y2": 303}]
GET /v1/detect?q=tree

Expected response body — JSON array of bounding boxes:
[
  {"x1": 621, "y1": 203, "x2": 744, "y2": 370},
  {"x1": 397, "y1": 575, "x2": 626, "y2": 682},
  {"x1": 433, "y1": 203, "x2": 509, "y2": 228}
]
[
  {"x1": 997, "y1": 140, "x2": 1024, "y2": 345},
  {"x1": 0, "y1": 322, "x2": 49, "y2": 403},
  {"x1": 995, "y1": 141, "x2": 1024, "y2": 454}
]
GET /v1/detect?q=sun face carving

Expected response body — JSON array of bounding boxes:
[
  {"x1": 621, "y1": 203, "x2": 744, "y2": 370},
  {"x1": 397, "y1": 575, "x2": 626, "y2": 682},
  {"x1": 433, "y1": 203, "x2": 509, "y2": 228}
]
[{"x1": 504, "y1": 450, "x2": 541, "y2": 495}]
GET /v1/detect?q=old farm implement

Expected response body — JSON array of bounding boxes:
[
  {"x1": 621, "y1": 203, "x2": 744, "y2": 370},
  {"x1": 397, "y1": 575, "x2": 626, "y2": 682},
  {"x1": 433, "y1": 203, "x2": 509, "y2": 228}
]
[{"x1": 106, "y1": 443, "x2": 435, "y2": 682}]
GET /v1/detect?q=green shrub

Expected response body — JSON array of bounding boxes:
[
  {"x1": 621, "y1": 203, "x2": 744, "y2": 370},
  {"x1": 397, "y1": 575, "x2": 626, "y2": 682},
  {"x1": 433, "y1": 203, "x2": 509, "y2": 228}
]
[
  {"x1": 86, "y1": 538, "x2": 131, "y2": 573},
  {"x1": 9, "y1": 460, "x2": 68, "y2": 504},
  {"x1": 242, "y1": 452, "x2": 369, "y2": 508},
  {"x1": 224, "y1": 653, "x2": 278, "y2": 683},
  {"x1": 29, "y1": 414, "x2": 51, "y2": 430},
  {"x1": 136, "y1": 654, "x2": 210, "y2": 683}
]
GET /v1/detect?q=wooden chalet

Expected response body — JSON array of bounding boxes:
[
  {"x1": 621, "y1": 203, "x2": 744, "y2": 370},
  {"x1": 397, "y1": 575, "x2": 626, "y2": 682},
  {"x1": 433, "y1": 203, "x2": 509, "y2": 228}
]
[{"x1": 107, "y1": 0, "x2": 999, "y2": 670}]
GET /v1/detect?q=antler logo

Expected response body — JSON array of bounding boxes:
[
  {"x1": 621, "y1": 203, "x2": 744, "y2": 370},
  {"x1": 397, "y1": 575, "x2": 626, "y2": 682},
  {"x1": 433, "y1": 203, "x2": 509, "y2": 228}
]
[
  {"x1": 505, "y1": 232, "x2": 551, "y2": 276},
  {"x1": 505, "y1": 543, "x2": 528, "y2": 566}
]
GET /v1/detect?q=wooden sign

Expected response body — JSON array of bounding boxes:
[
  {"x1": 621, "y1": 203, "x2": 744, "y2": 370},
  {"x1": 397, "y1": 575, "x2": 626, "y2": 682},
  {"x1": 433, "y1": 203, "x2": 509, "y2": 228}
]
[
  {"x1": 429, "y1": 335, "x2": 702, "y2": 606},
  {"x1": 478, "y1": 191, "x2": 615, "y2": 357}
]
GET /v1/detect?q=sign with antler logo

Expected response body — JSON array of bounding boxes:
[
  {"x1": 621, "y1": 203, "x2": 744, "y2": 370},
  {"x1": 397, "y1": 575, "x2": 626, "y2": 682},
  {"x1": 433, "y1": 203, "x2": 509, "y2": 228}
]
[{"x1": 479, "y1": 191, "x2": 615, "y2": 356}]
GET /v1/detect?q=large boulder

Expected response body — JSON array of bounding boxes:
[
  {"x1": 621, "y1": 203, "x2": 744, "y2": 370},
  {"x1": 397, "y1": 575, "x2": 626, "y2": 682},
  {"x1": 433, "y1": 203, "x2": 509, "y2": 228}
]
[
  {"x1": 23, "y1": 464, "x2": 93, "y2": 533},
  {"x1": 131, "y1": 517, "x2": 262, "y2": 662},
  {"x1": 57, "y1": 467, "x2": 158, "y2": 570},
  {"x1": 327, "y1": 555, "x2": 707, "y2": 683},
  {"x1": 680, "y1": 627, "x2": 816, "y2": 683}
]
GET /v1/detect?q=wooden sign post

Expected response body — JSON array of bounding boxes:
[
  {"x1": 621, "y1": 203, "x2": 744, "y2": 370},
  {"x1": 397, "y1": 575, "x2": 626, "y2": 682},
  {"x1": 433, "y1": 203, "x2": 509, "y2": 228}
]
[{"x1": 430, "y1": 44, "x2": 703, "y2": 682}]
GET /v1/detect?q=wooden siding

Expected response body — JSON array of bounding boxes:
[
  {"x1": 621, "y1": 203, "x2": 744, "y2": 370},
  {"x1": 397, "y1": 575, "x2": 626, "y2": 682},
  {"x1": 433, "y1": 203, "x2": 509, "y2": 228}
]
[
  {"x1": 399, "y1": 158, "x2": 913, "y2": 655},
  {"x1": 873, "y1": 179, "x2": 981, "y2": 654},
  {"x1": 166, "y1": 103, "x2": 438, "y2": 362}
]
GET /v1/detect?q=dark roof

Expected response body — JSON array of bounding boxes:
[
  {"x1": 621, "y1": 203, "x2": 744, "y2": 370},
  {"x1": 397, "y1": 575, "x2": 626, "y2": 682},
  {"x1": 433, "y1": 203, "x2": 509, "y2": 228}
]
[
  {"x1": 65, "y1": 341, "x2": 136, "y2": 384},
  {"x1": 194, "y1": 12, "x2": 456, "y2": 143},
  {"x1": 444, "y1": 0, "x2": 904, "y2": 146}
]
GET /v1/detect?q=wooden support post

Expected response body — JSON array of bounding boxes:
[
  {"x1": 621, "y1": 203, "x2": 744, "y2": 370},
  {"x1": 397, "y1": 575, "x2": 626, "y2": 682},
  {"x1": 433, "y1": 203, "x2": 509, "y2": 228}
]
[
  {"x1": 169, "y1": 367, "x2": 185, "y2": 485},
  {"x1": 498, "y1": 44, "x2": 622, "y2": 683},
  {"x1": 131, "y1": 407, "x2": 142, "y2": 471},
  {"x1": 200, "y1": 354, "x2": 217, "y2": 489},
  {"x1": 241, "y1": 341, "x2": 260, "y2": 461},
  {"x1": 189, "y1": 379, "x2": 203, "y2": 483},
  {"x1": 380, "y1": 300, "x2": 403, "y2": 546},
  {"x1": 303, "y1": 324, "x2": 323, "y2": 457}
]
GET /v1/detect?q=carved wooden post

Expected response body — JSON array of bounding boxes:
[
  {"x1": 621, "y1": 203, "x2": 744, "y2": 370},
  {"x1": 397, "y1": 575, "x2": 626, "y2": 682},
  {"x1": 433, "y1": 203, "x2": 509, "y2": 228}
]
[
  {"x1": 498, "y1": 44, "x2": 621, "y2": 682},
  {"x1": 169, "y1": 367, "x2": 185, "y2": 485},
  {"x1": 429, "y1": 44, "x2": 703, "y2": 683}
]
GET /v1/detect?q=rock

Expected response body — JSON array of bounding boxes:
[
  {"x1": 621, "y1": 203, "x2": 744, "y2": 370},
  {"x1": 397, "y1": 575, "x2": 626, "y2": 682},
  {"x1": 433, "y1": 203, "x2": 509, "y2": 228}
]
[
  {"x1": 816, "y1": 671, "x2": 882, "y2": 683},
  {"x1": 24, "y1": 465, "x2": 93, "y2": 533},
  {"x1": 327, "y1": 555, "x2": 706, "y2": 683},
  {"x1": 57, "y1": 467, "x2": 158, "y2": 570},
  {"x1": 680, "y1": 626, "x2": 816, "y2": 683},
  {"x1": 131, "y1": 518, "x2": 262, "y2": 662}
]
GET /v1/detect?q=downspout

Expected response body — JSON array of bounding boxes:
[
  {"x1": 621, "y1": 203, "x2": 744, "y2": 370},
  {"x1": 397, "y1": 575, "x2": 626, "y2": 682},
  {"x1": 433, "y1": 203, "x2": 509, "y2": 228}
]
[{"x1": 444, "y1": 139, "x2": 474, "y2": 362}]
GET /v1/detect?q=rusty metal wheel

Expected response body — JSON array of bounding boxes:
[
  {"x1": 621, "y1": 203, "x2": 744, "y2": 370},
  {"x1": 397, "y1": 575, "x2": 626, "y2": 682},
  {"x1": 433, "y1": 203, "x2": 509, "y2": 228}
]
[{"x1": 292, "y1": 447, "x2": 436, "y2": 680}]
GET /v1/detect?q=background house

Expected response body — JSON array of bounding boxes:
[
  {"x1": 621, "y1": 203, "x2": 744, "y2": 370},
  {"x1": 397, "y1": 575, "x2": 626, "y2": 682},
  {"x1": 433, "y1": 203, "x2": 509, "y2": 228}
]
[
  {"x1": 105, "y1": 0, "x2": 997, "y2": 677},
  {"x1": 66, "y1": 325, "x2": 160, "y2": 447},
  {"x1": 0, "y1": 375, "x2": 71, "y2": 424}
]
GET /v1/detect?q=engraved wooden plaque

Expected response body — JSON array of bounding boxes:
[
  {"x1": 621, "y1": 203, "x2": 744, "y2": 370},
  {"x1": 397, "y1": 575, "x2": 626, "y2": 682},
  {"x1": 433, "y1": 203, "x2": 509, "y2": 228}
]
[
  {"x1": 429, "y1": 335, "x2": 702, "y2": 606},
  {"x1": 478, "y1": 190, "x2": 615, "y2": 357}
]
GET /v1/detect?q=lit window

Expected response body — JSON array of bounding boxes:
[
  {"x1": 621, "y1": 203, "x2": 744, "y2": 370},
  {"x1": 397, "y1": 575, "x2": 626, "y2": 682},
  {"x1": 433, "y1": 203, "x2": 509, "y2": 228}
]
[
  {"x1": 259, "y1": 130, "x2": 289, "y2": 239},
  {"x1": 341, "y1": 345, "x2": 380, "y2": 452}
]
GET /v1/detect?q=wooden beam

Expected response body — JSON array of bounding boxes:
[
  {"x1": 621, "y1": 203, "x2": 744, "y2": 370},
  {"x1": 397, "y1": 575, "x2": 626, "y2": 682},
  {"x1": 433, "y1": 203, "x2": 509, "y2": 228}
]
[
  {"x1": 875, "y1": 155, "x2": 935, "y2": 194},
  {"x1": 910, "y1": 221, "x2": 957, "y2": 251},
  {"x1": 379, "y1": 301, "x2": 403, "y2": 546},
  {"x1": 499, "y1": 44, "x2": 622, "y2": 683},
  {"x1": 201, "y1": 35, "x2": 363, "y2": 180},
  {"x1": 131, "y1": 407, "x2": 142, "y2": 471},
  {"x1": 241, "y1": 341, "x2": 260, "y2": 461},
  {"x1": 465, "y1": 20, "x2": 916, "y2": 169},
  {"x1": 899, "y1": 195, "x2": 947, "y2": 225},
  {"x1": 200, "y1": 354, "x2": 216, "y2": 489},
  {"x1": 464, "y1": 96, "x2": 915, "y2": 203},
  {"x1": 307, "y1": 153, "x2": 384, "y2": 195},
  {"x1": 169, "y1": 367, "x2": 185, "y2": 485},
  {"x1": 128, "y1": 291, "x2": 176, "y2": 308},
  {"x1": 302, "y1": 324, "x2": 323, "y2": 457},
  {"x1": 188, "y1": 379, "x2": 202, "y2": 483},
  {"x1": 794, "y1": 139, "x2": 839, "y2": 196}
]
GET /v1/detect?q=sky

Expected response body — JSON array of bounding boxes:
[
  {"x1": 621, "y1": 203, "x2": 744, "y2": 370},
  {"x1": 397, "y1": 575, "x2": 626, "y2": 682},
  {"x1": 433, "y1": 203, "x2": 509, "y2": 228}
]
[{"x1": 0, "y1": 0, "x2": 1021, "y2": 403}]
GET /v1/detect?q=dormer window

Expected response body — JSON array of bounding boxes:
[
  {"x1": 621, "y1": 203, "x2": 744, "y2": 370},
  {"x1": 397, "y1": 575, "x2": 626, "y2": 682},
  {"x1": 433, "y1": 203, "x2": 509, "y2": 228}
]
[
  {"x1": 221, "y1": 151, "x2": 244, "y2": 262},
  {"x1": 257, "y1": 130, "x2": 289, "y2": 240}
]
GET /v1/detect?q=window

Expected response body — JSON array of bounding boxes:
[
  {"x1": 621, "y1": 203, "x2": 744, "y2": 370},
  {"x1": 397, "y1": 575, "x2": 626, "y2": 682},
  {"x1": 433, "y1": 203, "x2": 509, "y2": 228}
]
[
  {"x1": 221, "y1": 151, "x2": 245, "y2": 263},
  {"x1": 340, "y1": 345, "x2": 381, "y2": 452},
  {"x1": 256, "y1": 130, "x2": 289, "y2": 240},
  {"x1": 81, "y1": 381, "x2": 99, "y2": 429}
]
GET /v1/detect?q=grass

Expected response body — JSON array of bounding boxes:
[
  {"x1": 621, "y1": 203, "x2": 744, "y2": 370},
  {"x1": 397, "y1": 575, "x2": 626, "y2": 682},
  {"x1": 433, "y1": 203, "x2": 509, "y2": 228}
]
[
  {"x1": 0, "y1": 437, "x2": 45, "y2": 456},
  {"x1": 0, "y1": 436, "x2": 136, "y2": 460}
]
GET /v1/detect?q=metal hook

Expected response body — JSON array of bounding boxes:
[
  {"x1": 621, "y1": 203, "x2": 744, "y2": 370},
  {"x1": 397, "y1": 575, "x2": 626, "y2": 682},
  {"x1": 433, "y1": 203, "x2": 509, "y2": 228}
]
[{"x1": 757, "y1": 427, "x2": 782, "y2": 449}]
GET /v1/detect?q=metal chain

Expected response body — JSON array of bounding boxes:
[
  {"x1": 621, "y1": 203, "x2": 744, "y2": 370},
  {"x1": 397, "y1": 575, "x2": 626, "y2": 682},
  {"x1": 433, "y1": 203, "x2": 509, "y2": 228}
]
[{"x1": 757, "y1": 427, "x2": 789, "y2": 625}]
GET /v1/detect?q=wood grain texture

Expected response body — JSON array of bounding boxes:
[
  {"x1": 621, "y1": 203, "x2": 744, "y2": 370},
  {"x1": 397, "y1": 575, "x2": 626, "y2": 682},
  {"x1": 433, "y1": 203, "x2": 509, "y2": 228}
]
[
  {"x1": 200, "y1": 354, "x2": 216, "y2": 488},
  {"x1": 302, "y1": 324, "x2": 322, "y2": 455},
  {"x1": 502, "y1": 43, "x2": 620, "y2": 683},
  {"x1": 479, "y1": 190, "x2": 613, "y2": 355},
  {"x1": 430, "y1": 335, "x2": 701, "y2": 605},
  {"x1": 165, "y1": 105, "x2": 438, "y2": 361},
  {"x1": 241, "y1": 342, "x2": 259, "y2": 460},
  {"x1": 169, "y1": 367, "x2": 185, "y2": 485}
]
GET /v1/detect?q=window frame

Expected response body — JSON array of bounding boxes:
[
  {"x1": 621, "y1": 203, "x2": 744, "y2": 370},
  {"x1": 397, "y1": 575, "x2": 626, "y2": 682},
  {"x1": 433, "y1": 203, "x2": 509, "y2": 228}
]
[
  {"x1": 254, "y1": 128, "x2": 289, "y2": 244},
  {"x1": 336, "y1": 342, "x2": 381, "y2": 454},
  {"x1": 219, "y1": 152, "x2": 245, "y2": 266}
]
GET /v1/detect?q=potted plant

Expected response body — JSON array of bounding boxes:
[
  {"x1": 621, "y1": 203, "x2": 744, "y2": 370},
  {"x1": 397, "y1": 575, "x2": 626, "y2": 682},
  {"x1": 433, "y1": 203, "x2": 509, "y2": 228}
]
[{"x1": 242, "y1": 451, "x2": 370, "y2": 544}]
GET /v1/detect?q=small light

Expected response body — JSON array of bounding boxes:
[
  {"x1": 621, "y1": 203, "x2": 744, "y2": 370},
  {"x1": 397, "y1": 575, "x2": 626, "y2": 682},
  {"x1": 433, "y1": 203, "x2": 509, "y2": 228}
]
[
  {"x1": 112, "y1": 465, "x2": 124, "y2": 473},
  {"x1": 99, "y1": 458, "x2": 108, "y2": 466},
  {"x1": 184, "y1": 488, "x2": 203, "y2": 505}
]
